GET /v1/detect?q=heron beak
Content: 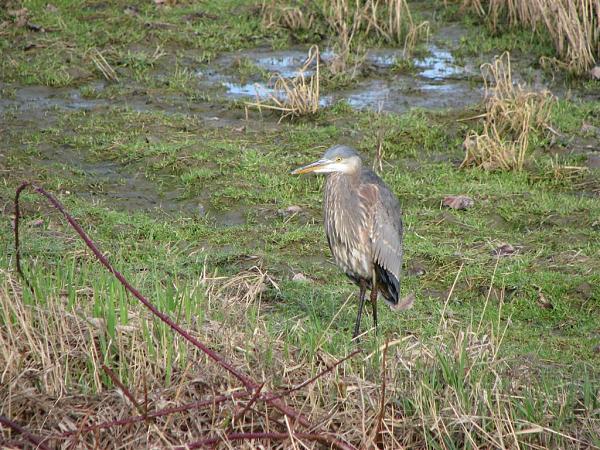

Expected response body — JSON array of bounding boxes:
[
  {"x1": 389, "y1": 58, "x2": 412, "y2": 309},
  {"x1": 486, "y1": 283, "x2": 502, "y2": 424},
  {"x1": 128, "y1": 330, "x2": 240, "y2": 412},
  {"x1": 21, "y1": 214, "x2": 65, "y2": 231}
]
[{"x1": 291, "y1": 159, "x2": 331, "y2": 175}]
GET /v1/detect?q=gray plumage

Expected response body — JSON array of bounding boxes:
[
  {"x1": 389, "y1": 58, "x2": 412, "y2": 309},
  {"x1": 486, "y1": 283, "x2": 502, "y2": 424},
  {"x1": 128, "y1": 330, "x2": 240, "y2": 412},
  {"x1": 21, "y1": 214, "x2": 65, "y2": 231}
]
[{"x1": 292, "y1": 144, "x2": 404, "y2": 338}]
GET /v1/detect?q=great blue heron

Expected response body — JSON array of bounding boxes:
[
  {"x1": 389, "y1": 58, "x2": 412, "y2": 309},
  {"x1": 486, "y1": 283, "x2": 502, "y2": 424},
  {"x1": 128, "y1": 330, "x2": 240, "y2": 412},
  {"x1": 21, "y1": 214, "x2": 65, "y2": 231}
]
[{"x1": 292, "y1": 144, "x2": 407, "y2": 338}]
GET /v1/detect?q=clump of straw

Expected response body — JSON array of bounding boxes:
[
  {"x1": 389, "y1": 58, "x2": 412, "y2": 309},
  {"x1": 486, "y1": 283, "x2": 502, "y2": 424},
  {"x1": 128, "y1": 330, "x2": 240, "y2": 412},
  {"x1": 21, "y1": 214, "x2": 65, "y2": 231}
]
[
  {"x1": 449, "y1": 0, "x2": 599, "y2": 75},
  {"x1": 262, "y1": 0, "x2": 429, "y2": 80},
  {"x1": 461, "y1": 52, "x2": 555, "y2": 171},
  {"x1": 245, "y1": 45, "x2": 320, "y2": 121},
  {"x1": 261, "y1": 1, "x2": 316, "y2": 34}
]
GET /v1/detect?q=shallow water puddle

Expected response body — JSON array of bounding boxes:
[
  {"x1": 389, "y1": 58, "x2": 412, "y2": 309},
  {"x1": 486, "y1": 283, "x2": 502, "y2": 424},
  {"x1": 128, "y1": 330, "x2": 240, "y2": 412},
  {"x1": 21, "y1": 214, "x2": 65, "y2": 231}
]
[
  {"x1": 252, "y1": 49, "x2": 314, "y2": 78},
  {"x1": 330, "y1": 77, "x2": 480, "y2": 113},
  {"x1": 221, "y1": 81, "x2": 277, "y2": 98},
  {"x1": 214, "y1": 42, "x2": 481, "y2": 113},
  {"x1": 415, "y1": 45, "x2": 467, "y2": 80},
  {"x1": 0, "y1": 84, "x2": 108, "y2": 114}
]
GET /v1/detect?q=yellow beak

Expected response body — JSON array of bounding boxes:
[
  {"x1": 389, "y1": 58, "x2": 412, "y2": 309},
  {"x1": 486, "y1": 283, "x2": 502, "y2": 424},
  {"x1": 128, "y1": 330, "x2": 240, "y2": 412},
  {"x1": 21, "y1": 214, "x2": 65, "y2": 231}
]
[{"x1": 291, "y1": 159, "x2": 331, "y2": 175}]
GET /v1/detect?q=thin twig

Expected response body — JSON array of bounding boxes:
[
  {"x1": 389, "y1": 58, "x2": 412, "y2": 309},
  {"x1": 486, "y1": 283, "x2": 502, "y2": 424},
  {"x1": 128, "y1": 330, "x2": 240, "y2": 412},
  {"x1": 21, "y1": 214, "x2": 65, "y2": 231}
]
[
  {"x1": 266, "y1": 348, "x2": 361, "y2": 402},
  {"x1": 227, "y1": 383, "x2": 265, "y2": 432},
  {"x1": 102, "y1": 364, "x2": 145, "y2": 417},
  {"x1": 14, "y1": 181, "x2": 357, "y2": 450},
  {"x1": 56, "y1": 392, "x2": 251, "y2": 438},
  {"x1": 0, "y1": 415, "x2": 51, "y2": 450},
  {"x1": 176, "y1": 431, "x2": 350, "y2": 449},
  {"x1": 438, "y1": 263, "x2": 464, "y2": 331}
]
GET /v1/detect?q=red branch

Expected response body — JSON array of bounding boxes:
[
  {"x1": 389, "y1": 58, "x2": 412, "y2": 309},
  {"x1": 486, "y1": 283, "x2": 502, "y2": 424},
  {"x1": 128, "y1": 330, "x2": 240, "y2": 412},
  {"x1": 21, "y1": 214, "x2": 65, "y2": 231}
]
[
  {"x1": 102, "y1": 364, "x2": 144, "y2": 416},
  {"x1": 14, "y1": 182, "x2": 255, "y2": 390},
  {"x1": 14, "y1": 182, "x2": 357, "y2": 450},
  {"x1": 228, "y1": 383, "x2": 265, "y2": 432},
  {"x1": 56, "y1": 392, "x2": 250, "y2": 438},
  {"x1": 0, "y1": 415, "x2": 51, "y2": 450},
  {"x1": 266, "y1": 348, "x2": 361, "y2": 402}
]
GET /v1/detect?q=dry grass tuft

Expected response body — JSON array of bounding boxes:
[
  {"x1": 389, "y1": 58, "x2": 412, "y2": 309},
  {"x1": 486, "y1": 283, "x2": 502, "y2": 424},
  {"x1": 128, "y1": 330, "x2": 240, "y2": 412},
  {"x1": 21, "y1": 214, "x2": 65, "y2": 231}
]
[
  {"x1": 461, "y1": 52, "x2": 556, "y2": 171},
  {"x1": 536, "y1": 0, "x2": 600, "y2": 74},
  {"x1": 323, "y1": 0, "x2": 429, "y2": 76},
  {"x1": 450, "y1": 0, "x2": 599, "y2": 74},
  {"x1": 361, "y1": 0, "x2": 430, "y2": 53},
  {"x1": 261, "y1": 0, "x2": 428, "y2": 79},
  {"x1": 322, "y1": 0, "x2": 366, "y2": 78},
  {"x1": 323, "y1": 0, "x2": 367, "y2": 79},
  {"x1": 2, "y1": 262, "x2": 598, "y2": 448},
  {"x1": 245, "y1": 45, "x2": 320, "y2": 121},
  {"x1": 547, "y1": 158, "x2": 590, "y2": 182},
  {"x1": 87, "y1": 48, "x2": 119, "y2": 82},
  {"x1": 528, "y1": 156, "x2": 591, "y2": 187},
  {"x1": 261, "y1": 1, "x2": 316, "y2": 33}
]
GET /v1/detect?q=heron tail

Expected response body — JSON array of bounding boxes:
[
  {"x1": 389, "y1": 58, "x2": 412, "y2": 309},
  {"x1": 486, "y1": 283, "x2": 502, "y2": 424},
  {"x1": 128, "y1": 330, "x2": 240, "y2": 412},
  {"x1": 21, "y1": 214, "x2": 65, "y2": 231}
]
[{"x1": 375, "y1": 264, "x2": 399, "y2": 306}]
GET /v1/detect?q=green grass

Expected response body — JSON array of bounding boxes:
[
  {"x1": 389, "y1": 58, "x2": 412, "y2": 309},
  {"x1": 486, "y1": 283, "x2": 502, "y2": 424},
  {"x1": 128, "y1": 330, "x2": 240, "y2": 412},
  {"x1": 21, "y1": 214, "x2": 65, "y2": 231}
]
[
  {"x1": 0, "y1": 0, "x2": 286, "y2": 86},
  {"x1": 440, "y1": 3, "x2": 556, "y2": 65},
  {"x1": 0, "y1": 1, "x2": 599, "y2": 447},
  {"x1": 2, "y1": 100, "x2": 599, "y2": 364}
]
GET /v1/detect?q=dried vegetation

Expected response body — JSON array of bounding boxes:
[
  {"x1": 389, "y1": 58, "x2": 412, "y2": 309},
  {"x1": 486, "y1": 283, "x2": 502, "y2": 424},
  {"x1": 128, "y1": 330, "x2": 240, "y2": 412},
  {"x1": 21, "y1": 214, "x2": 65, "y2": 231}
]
[
  {"x1": 87, "y1": 48, "x2": 119, "y2": 82},
  {"x1": 317, "y1": 0, "x2": 430, "y2": 77},
  {"x1": 461, "y1": 52, "x2": 556, "y2": 171},
  {"x1": 1, "y1": 214, "x2": 596, "y2": 444},
  {"x1": 261, "y1": 1, "x2": 317, "y2": 35},
  {"x1": 2, "y1": 244, "x2": 598, "y2": 448},
  {"x1": 450, "y1": 0, "x2": 600, "y2": 75},
  {"x1": 257, "y1": 0, "x2": 429, "y2": 119},
  {"x1": 245, "y1": 45, "x2": 320, "y2": 120},
  {"x1": 321, "y1": 0, "x2": 367, "y2": 78}
]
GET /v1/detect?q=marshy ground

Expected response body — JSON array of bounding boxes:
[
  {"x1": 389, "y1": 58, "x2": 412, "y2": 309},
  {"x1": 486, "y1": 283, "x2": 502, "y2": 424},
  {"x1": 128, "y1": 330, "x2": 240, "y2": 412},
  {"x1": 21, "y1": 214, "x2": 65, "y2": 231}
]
[{"x1": 1, "y1": 0, "x2": 599, "y2": 448}]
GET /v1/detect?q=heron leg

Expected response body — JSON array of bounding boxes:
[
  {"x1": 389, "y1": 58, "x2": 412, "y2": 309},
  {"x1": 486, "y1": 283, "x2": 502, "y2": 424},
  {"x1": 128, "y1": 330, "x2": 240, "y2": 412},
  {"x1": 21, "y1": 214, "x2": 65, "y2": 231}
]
[
  {"x1": 353, "y1": 279, "x2": 368, "y2": 339},
  {"x1": 370, "y1": 281, "x2": 378, "y2": 333}
]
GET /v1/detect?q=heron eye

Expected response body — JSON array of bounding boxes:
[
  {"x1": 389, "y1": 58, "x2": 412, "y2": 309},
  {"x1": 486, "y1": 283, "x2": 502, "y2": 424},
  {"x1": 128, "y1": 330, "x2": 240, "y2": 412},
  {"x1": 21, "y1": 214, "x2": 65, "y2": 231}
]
[{"x1": 335, "y1": 157, "x2": 342, "y2": 162}]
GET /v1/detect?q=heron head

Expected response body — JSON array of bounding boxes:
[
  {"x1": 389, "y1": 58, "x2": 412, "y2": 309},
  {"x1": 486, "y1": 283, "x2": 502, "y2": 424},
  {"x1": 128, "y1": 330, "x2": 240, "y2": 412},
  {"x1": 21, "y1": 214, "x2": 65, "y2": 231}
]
[{"x1": 291, "y1": 145, "x2": 362, "y2": 175}]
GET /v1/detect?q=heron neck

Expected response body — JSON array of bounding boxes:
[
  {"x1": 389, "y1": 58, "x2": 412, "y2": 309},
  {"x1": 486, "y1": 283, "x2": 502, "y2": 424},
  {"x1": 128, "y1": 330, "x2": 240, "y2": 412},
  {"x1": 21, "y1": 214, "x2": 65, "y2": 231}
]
[{"x1": 330, "y1": 167, "x2": 361, "y2": 186}]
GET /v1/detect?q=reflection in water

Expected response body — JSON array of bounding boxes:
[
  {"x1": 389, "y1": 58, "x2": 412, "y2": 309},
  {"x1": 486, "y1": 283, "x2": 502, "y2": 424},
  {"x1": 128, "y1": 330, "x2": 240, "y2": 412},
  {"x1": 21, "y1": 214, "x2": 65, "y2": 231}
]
[
  {"x1": 222, "y1": 82, "x2": 276, "y2": 98},
  {"x1": 415, "y1": 45, "x2": 465, "y2": 80},
  {"x1": 255, "y1": 51, "x2": 314, "y2": 78},
  {"x1": 336, "y1": 78, "x2": 481, "y2": 114},
  {"x1": 219, "y1": 44, "x2": 479, "y2": 113}
]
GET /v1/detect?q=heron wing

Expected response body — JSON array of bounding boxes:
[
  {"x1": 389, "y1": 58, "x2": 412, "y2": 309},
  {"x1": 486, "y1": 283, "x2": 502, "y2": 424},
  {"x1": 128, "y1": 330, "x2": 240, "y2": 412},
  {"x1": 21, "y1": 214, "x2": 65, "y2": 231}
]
[{"x1": 359, "y1": 170, "x2": 403, "y2": 303}]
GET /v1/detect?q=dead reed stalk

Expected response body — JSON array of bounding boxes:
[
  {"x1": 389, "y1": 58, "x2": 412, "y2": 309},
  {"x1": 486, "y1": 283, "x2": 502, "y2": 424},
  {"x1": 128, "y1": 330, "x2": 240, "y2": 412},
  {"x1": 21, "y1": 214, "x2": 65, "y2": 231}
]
[
  {"x1": 324, "y1": 0, "x2": 429, "y2": 69},
  {"x1": 261, "y1": 0, "x2": 316, "y2": 33},
  {"x1": 461, "y1": 52, "x2": 555, "y2": 171},
  {"x1": 261, "y1": 0, "x2": 428, "y2": 78},
  {"x1": 319, "y1": 0, "x2": 367, "y2": 78},
  {"x1": 362, "y1": 0, "x2": 430, "y2": 54},
  {"x1": 245, "y1": 45, "x2": 320, "y2": 121},
  {"x1": 3, "y1": 183, "x2": 598, "y2": 448},
  {"x1": 87, "y1": 48, "x2": 119, "y2": 82},
  {"x1": 453, "y1": 0, "x2": 599, "y2": 74}
]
